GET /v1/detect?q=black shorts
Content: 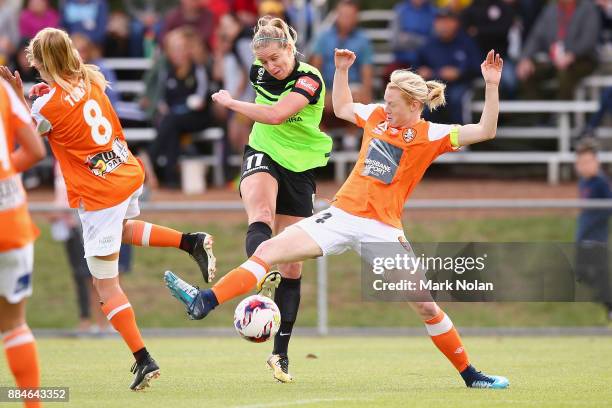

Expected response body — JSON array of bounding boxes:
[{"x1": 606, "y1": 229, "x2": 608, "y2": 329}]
[{"x1": 240, "y1": 145, "x2": 315, "y2": 217}]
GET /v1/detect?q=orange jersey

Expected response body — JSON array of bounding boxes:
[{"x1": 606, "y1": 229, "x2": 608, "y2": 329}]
[
  {"x1": 334, "y1": 103, "x2": 458, "y2": 229},
  {"x1": 0, "y1": 80, "x2": 39, "y2": 251},
  {"x1": 31, "y1": 81, "x2": 144, "y2": 210}
]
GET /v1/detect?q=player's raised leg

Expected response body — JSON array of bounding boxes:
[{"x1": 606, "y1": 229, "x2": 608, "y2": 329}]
[
  {"x1": 411, "y1": 302, "x2": 509, "y2": 389},
  {"x1": 122, "y1": 220, "x2": 216, "y2": 283},
  {"x1": 164, "y1": 225, "x2": 322, "y2": 320},
  {"x1": 90, "y1": 253, "x2": 160, "y2": 390}
]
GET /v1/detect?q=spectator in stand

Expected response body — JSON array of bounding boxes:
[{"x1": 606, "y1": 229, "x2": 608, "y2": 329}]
[
  {"x1": 123, "y1": 0, "x2": 169, "y2": 58},
  {"x1": 144, "y1": 27, "x2": 214, "y2": 188},
  {"x1": 19, "y1": 0, "x2": 60, "y2": 41},
  {"x1": 574, "y1": 139, "x2": 612, "y2": 323},
  {"x1": 310, "y1": 0, "x2": 373, "y2": 130},
  {"x1": 507, "y1": 0, "x2": 546, "y2": 41},
  {"x1": 0, "y1": 0, "x2": 19, "y2": 65},
  {"x1": 11, "y1": 40, "x2": 38, "y2": 83},
  {"x1": 415, "y1": 7, "x2": 481, "y2": 124},
  {"x1": 516, "y1": 0, "x2": 601, "y2": 100},
  {"x1": 595, "y1": 0, "x2": 612, "y2": 43},
  {"x1": 579, "y1": 0, "x2": 612, "y2": 139},
  {"x1": 71, "y1": 33, "x2": 119, "y2": 106},
  {"x1": 436, "y1": 0, "x2": 473, "y2": 12},
  {"x1": 462, "y1": 0, "x2": 517, "y2": 96},
  {"x1": 161, "y1": 0, "x2": 215, "y2": 50},
  {"x1": 59, "y1": 0, "x2": 109, "y2": 46},
  {"x1": 212, "y1": 13, "x2": 254, "y2": 157},
  {"x1": 233, "y1": 0, "x2": 258, "y2": 27},
  {"x1": 103, "y1": 11, "x2": 132, "y2": 58},
  {"x1": 389, "y1": 0, "x2": 437, "y2": 71},
  {"x1": 258, "y1": 0, "x2": 287, "y2": 20}
]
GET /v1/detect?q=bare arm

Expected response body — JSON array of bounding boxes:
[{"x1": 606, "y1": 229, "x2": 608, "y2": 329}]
[
  {"x1": 332, "y1": 48, "x2": 357, "y2": 124},
  {"x1": 457, "y1": 50, "x2": 503, "y2": 146},
  {"x1": 212, "y1": 89, "x2": 309, "y2": 125},
  {"x1": 10, "y1": 124, "x2": 46, "y2": 173}
]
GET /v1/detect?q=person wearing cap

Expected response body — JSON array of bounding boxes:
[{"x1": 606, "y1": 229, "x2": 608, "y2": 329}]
[{"x1": 414, "y1": 7, "x2": 481, "y2": 124}]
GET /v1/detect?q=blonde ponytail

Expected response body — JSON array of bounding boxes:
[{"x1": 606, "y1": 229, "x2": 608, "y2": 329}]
[
  {"x1": 252, "y1": 15, "x2": 297, "y2": 54},
  {"x1": 425, "y1": 80, "x2": 446, "y2": 111},
  {"x1": 388, "y1": 69, "x2": 447, "y2": 112},
  {"x1": 26, "y1": 28, "x2": 109, "y2": 94}
]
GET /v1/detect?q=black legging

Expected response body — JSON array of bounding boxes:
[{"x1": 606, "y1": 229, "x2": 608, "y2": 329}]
[
  {"x1": 65, "y1": 227, "x2": 91, "y2": 319},
  {"x1": 149, "y1": 110, "x2": 213, "y2": 185}
]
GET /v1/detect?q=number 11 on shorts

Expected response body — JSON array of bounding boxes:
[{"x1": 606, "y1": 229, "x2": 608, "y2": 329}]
[{"x1": 246, "y1": 153, "x2": 264, "y2": 170}]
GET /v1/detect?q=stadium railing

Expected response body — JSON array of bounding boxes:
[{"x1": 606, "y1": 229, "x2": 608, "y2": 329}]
[{"x1": 123, "y1": 127, "x2": 226, "y2": 188}]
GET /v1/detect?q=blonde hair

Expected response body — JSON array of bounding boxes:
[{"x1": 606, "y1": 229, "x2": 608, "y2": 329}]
[
  {"x1": 26, "y1": 28, "x2": 108, "y2": 94},
  {"x1": 252, "y1": 15, "x2": 297, "y2": 55},
  {"x1": 388, "y1": 70, "x2": 446, "y2": 112}
]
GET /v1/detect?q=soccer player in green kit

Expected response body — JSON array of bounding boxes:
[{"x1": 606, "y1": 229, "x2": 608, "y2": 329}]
[{"x1": 208, "y1": 16, "x2": 331, "y2": 383}]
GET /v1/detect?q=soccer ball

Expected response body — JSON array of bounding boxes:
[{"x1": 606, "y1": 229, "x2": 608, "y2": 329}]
[{"x1": 233, "y1": 295, "x2": 281, "y2": 343}]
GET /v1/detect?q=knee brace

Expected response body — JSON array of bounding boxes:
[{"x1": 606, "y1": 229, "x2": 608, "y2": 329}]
[{"x1": 86, "y1": 257, "x2": 119, "y2": 279}]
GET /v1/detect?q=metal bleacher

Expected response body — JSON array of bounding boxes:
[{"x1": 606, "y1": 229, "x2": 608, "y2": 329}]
[
  {"x1": 31, "y1": 10, "x2": 612, "y2": 188},
  {"x1": 323, "y1": 9, "x2": 612, "y2": 185}
]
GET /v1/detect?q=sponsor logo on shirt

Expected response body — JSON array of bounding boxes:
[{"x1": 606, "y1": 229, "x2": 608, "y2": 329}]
[
  {"x1": 0, "y1": 175, "x2": 25, "y2": 211},
  {"x1": 86, "y1": 138, "x2": 129, "y2": 178},
  {"x1": 285, "y1": 115, "x2": 303, "y2": 123},
  {"x1": 295, "y1": 76, "x2": 319, "y2": 96},
  {"x1": 361, "y1": 139, "x2": 403, "y2": 184},
  {"x1": 372, "y1": 121, "x2": 388, "y2": 136}
]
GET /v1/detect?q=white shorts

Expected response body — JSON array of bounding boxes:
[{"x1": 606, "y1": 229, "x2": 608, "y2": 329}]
[
  {"x1": 78, "y1": 186, "x2": 143, "y2": 258},
  {"x1": 0, "y1": 243, "x2": 34, "y2": 304},
  {"x1": 293, "y1": 206, "x2": 408, "y2": 265}
]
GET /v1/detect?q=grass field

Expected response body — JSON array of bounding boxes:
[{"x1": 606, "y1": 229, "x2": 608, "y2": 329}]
[
  {"x1": 27, "y1": 214, "x2": 609, "y2": 329},
  {"x1": 1, "y1": 336, "x2": 611, "y2": 407}
]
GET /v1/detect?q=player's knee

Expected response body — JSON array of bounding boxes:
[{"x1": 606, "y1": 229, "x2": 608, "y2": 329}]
[
  {"x1": 279, "y1": 262, "x2": 302, "y2": 279},
  {"x1": 412, "y1": 302, "x2": 439, "y2": 320},
  {"x1": 253, "y1": 239, "x2": 274, "y2": 259},
  {"x1": 87, "y1": 257, "x2": 119, "y2": 280},
  {"x1": 249, "y1": 208, "x2": 274, "y2": 226}
]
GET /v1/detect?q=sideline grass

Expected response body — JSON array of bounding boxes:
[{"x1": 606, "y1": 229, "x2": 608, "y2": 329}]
[
  {"x1": 1, "y1": 336, "x2": 611, "y2": 407},
  {"x1": 27, "y1": 215, "x2": 608, "y2": 328}
]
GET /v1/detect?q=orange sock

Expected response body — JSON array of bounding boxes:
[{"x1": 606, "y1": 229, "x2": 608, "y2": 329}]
[
  {"x1": 126, "y1": 220, "x2": 181, "y2": 248},
  {"x1": 101, "y1": 292, "x2": 145, "y2": 353},
  {"x1": 3, "y1": 324, "x2": 41, "y2": 408},
  {"x1": 424, "y1": 309, "x2": 469, "y2": 372},
  {"x1": 212, "y1": 256, "x2": 269, "y2": 304}
]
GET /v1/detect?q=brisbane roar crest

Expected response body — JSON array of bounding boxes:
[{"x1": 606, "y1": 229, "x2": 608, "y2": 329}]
[{"x1": 403, "y1": 128, "x2": 416, "y2": 144}]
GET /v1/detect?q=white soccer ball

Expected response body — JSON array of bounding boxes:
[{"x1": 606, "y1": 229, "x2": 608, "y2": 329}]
[{"x1": 233, "y1": 295, "x2": 281, "y2": 343}]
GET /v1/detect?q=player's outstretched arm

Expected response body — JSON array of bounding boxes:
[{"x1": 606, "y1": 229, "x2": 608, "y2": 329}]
[
  {"x1": 332, "y1": 48, "x2": 357, "y2": 124},
  {"x1": 11, "y1": 121, "x2": 46, "y2": 173},
  {"x1": 456, "y1": 50, "x2": 502, "y2": 146},
  {"x1": 211, "y1": 88, "x2": 309, "y2": 125}
]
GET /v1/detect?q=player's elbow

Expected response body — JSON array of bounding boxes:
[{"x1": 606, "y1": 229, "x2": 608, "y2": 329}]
[
  {"x1": 268, "y1": 114, "x2": 285, "y2": 125},
  {"x1": 485, "y1": 128, "x2": 497, "y2": 140},
  {"x1": 267, "y1": 111, "x2": 286, "y2": 125},
  {"x1": 333, "y1": 104, "x2": 351, "y2": 122}
]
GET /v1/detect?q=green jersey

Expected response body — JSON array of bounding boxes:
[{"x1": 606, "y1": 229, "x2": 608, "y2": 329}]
[{"x1": 248, "y1": 59, "x2": 332, "y2": 172}]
